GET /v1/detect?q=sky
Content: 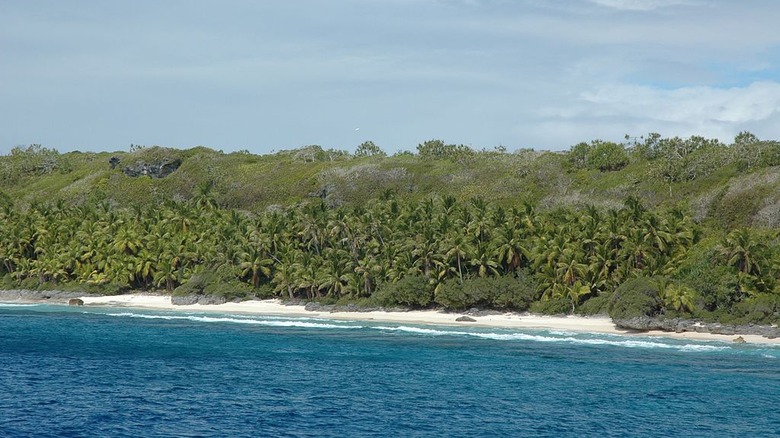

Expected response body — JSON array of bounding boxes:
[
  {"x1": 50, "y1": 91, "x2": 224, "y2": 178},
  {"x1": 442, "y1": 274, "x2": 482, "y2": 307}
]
[{"x1": 2, "y1": 0, "x2": 780, "y2": 155}]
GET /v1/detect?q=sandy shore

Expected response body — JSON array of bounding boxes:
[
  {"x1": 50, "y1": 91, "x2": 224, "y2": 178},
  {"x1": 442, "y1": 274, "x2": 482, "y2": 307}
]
[{"x1": 70, "y1": 294, "x2": 780, "y2": 346}]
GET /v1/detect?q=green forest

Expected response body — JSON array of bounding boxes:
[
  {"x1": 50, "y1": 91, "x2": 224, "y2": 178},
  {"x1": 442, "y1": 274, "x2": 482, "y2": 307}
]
[{"x1": 2, "y1": 132, "x2": 780, "y2": 325}]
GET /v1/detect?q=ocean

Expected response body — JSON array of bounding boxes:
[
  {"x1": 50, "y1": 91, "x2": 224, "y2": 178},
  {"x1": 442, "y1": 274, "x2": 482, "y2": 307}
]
[{"x1": 1, "y1": 303, "x2": 779, "y2": 437}]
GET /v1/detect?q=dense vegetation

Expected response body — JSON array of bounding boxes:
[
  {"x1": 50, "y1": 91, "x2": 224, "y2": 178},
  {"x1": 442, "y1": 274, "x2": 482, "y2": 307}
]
[{"x1": 2, "y1": 133, "x2": 780, "y2": 324}]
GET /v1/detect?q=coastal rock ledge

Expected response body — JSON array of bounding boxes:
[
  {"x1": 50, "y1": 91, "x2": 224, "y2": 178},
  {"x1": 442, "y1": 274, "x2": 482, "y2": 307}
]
[
  {"x1": 170, "y1": 294, "x2": 228, "y2": 306},
  {"x1": 0, "y1": 290, "x2": 86, "y2": 303},
  {"x1": 614, "y1": 316, "x2": 780, "y2": 339}
]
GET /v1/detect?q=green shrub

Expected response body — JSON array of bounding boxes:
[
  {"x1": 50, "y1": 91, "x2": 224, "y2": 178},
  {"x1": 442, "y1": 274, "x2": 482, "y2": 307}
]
[
  {"x1": 714, "y1": 187, "x2": 767, "y2": 228},
  {"x1": 608, "y1": 277, "x2": 662, "y2": 319},
  {"x1": 373, "y1": 275, "x2": 433, "y2": 308},
  {"x1": 434, "y1": 275, "x2": 538, "y2": 311},
  {"x1": 731, "y1": 293, "x2": 780, "y2": 324},
  {"x1": 434, "y1": 281, "x2": 472, "y2": 310},
  {"x1": 173, "y1": 269, "x2": 259, "y2": 302},
  {"x1": 588, "y1": 141, "x2": 628, "y2": 172},
  {"x1": 18, "y1": 277, "x2": 39, "y2": 290},
  {"x1": 491, "y1": 274, "x2": 539, "y2": 311},
  {"x1": 529, "y1": 297, "x2": 571, "y2": 315},
  {"x1": 204, "y1": 281, "x2": 255, "y2": 301},
  {"x1": 0, "y1": 274, "x2": 15, "y2": 289},
  {"x1": 576, "y1": 293, "x2": 612, "y2": 316},
  {"x1": 173, "y1": 273, "x2": 211, "y2": 296}
]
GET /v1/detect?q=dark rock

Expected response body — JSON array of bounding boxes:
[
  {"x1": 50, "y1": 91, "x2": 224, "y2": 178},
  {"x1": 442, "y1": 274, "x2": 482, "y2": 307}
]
[
  {"x1": 710, "y1": 325, "x2": 735, "y2": 336},
  {"x1": 613, "y1": 316, "x2": 663, "y2": 331},
  {"x1": 197, "y1": 295, "x2": 227, "y2": 305},
  {"x1": 456, "y1": 315, "x2": 477, "y2": 322},
  {"x1": 331, "y1": 303, "x2": 360, "y2": 313},
  {"x1": 613, "y1": 315, "x2": 780, "y2": 339},
  {"x1": 123, "y1": 158, "x2": 182, "y2": 178},
  {"x1": 0, "y1": 289, "x2": 86, "y2": 303},
  {"x1": 733, "y1": 336, "x2": 747, "y2": 343},
  {"x1": 68, "y1": 298, "x2": 84, "y2": 306},
  {"x1": 171, "y1": 295, "x2": 199, "y2": 305},
  {"x1": 305, "y1": 302, "x2": 324, "y2": 311},
  {"x1": 170, "y1": 294, "x2": 227, "y2": 305}
]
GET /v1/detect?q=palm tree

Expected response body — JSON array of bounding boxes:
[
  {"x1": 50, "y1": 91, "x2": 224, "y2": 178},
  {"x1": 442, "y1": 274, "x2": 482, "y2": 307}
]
[
  {"x1": 239, "y1": 247, "x2": 273, "y2": 288},
  {"x1": 661, "y1": 283, "x2": 696, "y2": 313},
  {"x1": 272, "y1": 246, "x2": 300, "y2": 299},
  {"x1": 719, "y1": 228, "x2": 766, "y2": 276},
  {"x1": 442, "y1": 233, "x2": 473, "y2": 282},
  {"x1": 469, "y1": 242, "x2": 500, "y2": 278},
  {"x1": 555, "y1": 248, "x2": 588, "y2": 287},
  {"x1": 317, "y1": 248, "x2": 352, "y2": 298},
  {"x1": 493, "y1": 223, "x2": 528, "y2": 274}
]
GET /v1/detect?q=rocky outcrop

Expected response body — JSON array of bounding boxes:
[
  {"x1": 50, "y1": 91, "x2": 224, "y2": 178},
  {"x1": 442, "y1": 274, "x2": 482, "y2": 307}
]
[
  {"x1": 303, "y1": 302, "x2": 386, "y2": 313},
  {"x1": 0, "y1": 289, "x2": 86, "y2": 303},
  {"x1": 614, "y1": 316, "x2": 780, "y2": 339},
  {"x1": 170, "y1": 294, "x2": 228, "y2": 306},
  {"x1": 122, "y1": 158, "x2": 182, "y2": 178}
]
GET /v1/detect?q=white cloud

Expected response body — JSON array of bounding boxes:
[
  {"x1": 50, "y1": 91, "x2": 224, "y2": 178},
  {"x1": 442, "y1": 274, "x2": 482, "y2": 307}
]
[
  {"x1": 578, "y1": 81, "x2": 780, "y2": 124},
  {"x1": 523, "y1": 81, "x2": 780, "y2": 148},
  {"x1": 2, "y1": 0, "x2": 780, "y2": 153},
  {"x1": 589, "y1": 0, "x2": 697, "y2": 11}
]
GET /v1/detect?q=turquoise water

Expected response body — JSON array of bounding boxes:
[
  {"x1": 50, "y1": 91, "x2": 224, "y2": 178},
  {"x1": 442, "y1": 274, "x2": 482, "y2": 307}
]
[{"x1": 2, "y1": 304, "x2": 780, "y2": 437}]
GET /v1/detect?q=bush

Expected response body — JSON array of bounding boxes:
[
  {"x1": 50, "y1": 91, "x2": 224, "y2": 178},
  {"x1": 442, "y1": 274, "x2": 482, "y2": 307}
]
[
  {"x1": 731, "y1": 293, "x2": 780, "y2": 324},
  {"x1": 373, "y1": 275, "x2": 433, "y2": 308},
  {"x1": 0, "y1": 274, "x2": 15, "y2": 289},
  {"x1": 608, "y1": 277, "x2": 662, "y2": 320},
  {"x1": 434, "y1": 274, "x2": 538, "y2": 311},
  {"x1": 491, "y1": 274, "x2": 539, "y2": 310},
  {"x1": 173, "y1": 269, "x2": 259, "y2": 302},
  {"x1": 204, "y1": 280, "x2": 255, "y2": 301},
  {"x1": 576, "y1": 293, "x2": 612, "y2": 316},
  {"x1": 529, "y1": 297, "x2": 571, "y2": 315},
  {"x1": 588, "y1": 141, "x2": 628, "y2": 172}
]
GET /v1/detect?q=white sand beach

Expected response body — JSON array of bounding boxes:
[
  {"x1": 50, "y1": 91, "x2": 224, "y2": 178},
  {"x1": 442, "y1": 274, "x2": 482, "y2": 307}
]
[{"x1": 76, "y1": 294, "x2": 780, "y2": 345}]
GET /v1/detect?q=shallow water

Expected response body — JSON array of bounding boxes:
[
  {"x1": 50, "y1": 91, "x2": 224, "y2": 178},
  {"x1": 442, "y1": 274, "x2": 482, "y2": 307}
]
[{"x1": 2, "y1": 304, "x2": 780, "y2": 437}]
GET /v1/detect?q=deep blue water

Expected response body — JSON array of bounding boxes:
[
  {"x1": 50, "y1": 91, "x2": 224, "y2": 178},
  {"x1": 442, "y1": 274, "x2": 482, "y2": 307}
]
[{"x1": 2, "y1": 304, "x2": 780, "y2": 437}]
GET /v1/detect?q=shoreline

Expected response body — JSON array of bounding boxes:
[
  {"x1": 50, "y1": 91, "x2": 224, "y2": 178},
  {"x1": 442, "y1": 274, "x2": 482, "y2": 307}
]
[
  {"x1": 3, "y1": 291, "x2": 779, "y2": 345},
  {"x1": 73, "y1": 294, "x2": 780, "y2": 345}
]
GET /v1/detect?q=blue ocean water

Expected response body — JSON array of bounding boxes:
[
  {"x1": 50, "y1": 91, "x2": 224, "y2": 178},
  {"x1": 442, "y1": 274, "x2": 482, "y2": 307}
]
[{"x1": 1, "y1": 304, "x2": 779, "y2": 438}]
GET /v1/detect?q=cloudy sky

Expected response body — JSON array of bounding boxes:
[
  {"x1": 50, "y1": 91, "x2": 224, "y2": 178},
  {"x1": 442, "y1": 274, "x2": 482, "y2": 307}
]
[{"x1": 2, "y1": 0, "x2": 780, "y2": 155}]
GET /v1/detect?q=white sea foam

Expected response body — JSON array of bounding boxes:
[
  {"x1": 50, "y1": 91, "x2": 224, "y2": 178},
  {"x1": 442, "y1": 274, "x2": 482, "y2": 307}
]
[
  {"x1": 373, "y1": 325, "x2": 470, "y2": 336},
  {"x1": 0, "y1": 303, "x2": 39, "y2": 307},
  {"x1": 370, "y1": 324, "x2": 729, "y2": 352},
  {"x1": 106, "y1": 312, "x2": 362, "y2": 330},
  {"x1": 105, "y1": 311, "x2": 730, "y2": 353}
]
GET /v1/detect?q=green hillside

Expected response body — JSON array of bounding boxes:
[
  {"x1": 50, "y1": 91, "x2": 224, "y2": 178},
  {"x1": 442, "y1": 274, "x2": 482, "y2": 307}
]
[
  {"x1": 2, "y1": 133, "x2": 780, "y2": 325},
  {"x1": 3, "y1": 134, "x2": 780, "y2": 229}
]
